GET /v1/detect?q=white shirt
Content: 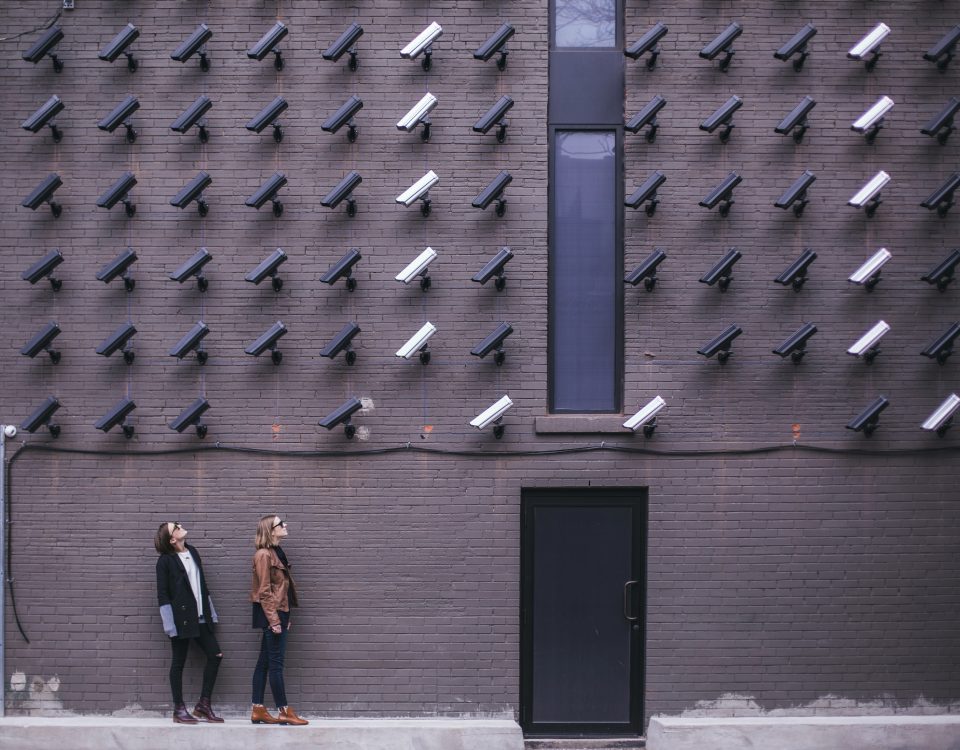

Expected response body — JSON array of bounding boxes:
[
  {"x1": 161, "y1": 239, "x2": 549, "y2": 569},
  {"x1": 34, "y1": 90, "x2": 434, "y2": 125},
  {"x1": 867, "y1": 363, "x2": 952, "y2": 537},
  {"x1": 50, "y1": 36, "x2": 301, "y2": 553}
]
[{"x1": 177, "y1": 550, "x2": 204, "y2": 620}]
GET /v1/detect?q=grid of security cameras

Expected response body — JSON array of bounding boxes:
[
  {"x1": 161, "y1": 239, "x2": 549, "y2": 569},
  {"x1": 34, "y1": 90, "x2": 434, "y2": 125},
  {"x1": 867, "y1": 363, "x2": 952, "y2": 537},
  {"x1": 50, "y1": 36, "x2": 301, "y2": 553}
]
[
  {"x1": 621, "y1": 20, "x2": 960, "y2": 438},
  {"x1": 17, "y1": 18, "x2": 520, "y2": 441}
]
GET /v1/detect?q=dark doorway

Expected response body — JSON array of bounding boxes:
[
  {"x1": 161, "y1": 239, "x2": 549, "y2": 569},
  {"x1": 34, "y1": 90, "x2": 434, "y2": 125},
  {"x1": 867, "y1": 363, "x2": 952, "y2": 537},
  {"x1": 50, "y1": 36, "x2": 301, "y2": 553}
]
[{"x1": 520, "y1": 488, "x2": 647, "y2": 737}]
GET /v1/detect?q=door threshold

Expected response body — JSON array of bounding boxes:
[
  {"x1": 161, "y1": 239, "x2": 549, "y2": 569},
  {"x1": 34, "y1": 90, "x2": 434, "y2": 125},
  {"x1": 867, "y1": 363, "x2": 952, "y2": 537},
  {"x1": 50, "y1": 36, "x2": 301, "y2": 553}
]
[{"x1": 524, "y1": 738, "x2": 645, "y2": 749}]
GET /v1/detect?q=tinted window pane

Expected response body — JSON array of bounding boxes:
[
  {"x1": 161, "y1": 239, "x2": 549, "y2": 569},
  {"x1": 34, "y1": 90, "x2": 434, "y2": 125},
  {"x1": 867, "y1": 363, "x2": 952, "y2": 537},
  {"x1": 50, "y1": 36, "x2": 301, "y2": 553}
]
[
  {"x1": 551, "y1": 131, "x2": 617, "y2": 412},
  {"x1": 555, "y1": 0, "x2": 616, "y2": 48}
]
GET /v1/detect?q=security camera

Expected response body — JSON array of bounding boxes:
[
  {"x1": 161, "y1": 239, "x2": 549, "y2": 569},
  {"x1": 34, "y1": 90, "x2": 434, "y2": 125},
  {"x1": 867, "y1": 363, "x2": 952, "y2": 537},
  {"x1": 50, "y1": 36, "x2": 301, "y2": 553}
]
[
  {"x1": 849, "y1": 248, "x2": 892, "y2": 291},
  {"x1": 699, "y1": 21, "x2": 742, "y2": 71},
  {"x1": 320, "y1": 171, "x2": 362, "y2": 217},
  {"x1": 99, "y1": 23, "x2": 140, "y2": 71},
  {"x1": 848, "y1": 171, "x2": 889, "y2": 217},
  {"x1": 22, "y1": 173, "x2": 63, "y2": 217},
  {"x1": 22, "y1": 248, "x2": 64, "y2": 290},
  {"x1": 471, "y1": 322, "x2": 513, "y2": 366},
  {"x1": 921, "y1": 172, "x2": 960, "y2": 217},
  {"x1": 922, "y1": 322, "x2": 960, "y2": 364},
  {"x1": 626, "y1": 22, "x2": 668, "y2": 69},
  {"x1": 21, "y1": 322, "x2": 61, "y2": 363},
  {"x1": 96, "y1": 322, "x2": 137, "y2": 363},
  {"x1": 700, "y1": 248, "x2": 742, "y2": 291},
  {"x1": 700, "y1": 96, "x2": 742, "y2": 142},
  {"x1": 96, "y1": 247, "x2": 138, "y2": 291},
  {"x1": 246, "y1": 172, "x2": 287, "y2": 217},
  {"x1": 170, "y1": 171, "x2": 212, "y2": 216},
  {"x1": 775, "y1": 95, "x2": 816, "y2": 142},
  {"x1": 171, "y1": 24, "x2": 213, "y2": 70},
  {"x1": 774, "y1": 22, "x2": 817, "y2": 71},
  {"x1": 921, "y1": 97, "x2": 960, "y2": 144},
  {"x1": 3, "y1": 425, "x2": 17, "y2": 439},
  {"x1": 921, "y1": 249, "x2": 960, "y2": 291},
  {"x1": 318, "y1": 397, "x2": 363, "y2": 438},
  {"x1": 396, "y1": 247, "x2": 438, "y2": 289},
  {"x1": 20, "y1": 396, "x2": 61, "y2": 437},
  {"x1": 475, "y1": 23, "x2": 515, "y2": 70},
  {"x1": 923, "y1": 24, "x2": 960, "y2": 69},
  {"x1": 401, "y1": 22, "x2": 443, "y2": 70},
  {"x1": 320, "y1": 322, "x2": 361, "y2": 365},
  {"x1": 320, "y1": 248, "x2": 362, "y2": 291},
  {"x1": 21, "y1": 95, "x2": 64, "y2": 141},
  {"x1": 474, "y1": 96, "x2": 514, "y2": 143},
  {"x1": 98, "y1": 95, "x2": 140, "y2": 143},
  {"x1": 623, "y1": 395, "x2": 665, "y2": 436},
  {"x1": 396, "y1": 322, "x2": 437, "y2": 364},
  {"x1": 169, "y1": 248, "x2": 213, "y2": 291},
  {"x1": 169, "y1": 321, "x2": 210, "y2": 364},
  {"x1": 773, "y1": 322, "x2": 818, "y2": 363},
  {"x1": 397, "y1": 93, "x2": 438, "y2": 142},
  {"x1": 774, "y1": 170, "x2": 816, "y2": 217},
  {"x1": 625, "y1": 171, "x2": 665, "y2": 215},
  {"x1": 245, "y1": 321, "x2": 287, "y2": 365},
  {"x1": 22, "y1": 26, "x2": 64, "y2": 72},
  {"x1": 169, "y1": 397, "x2": 210, "y2": 437},
  {"x1": 96, "y1": 172, "x2": 137, "y2": 216},
  {"x1": 774, "y1": 249, "x2": 817, "y2": 291},
  {"x1": 95, "y1": 397, "x2": 136, "y2": 438},
  {"x1": 625, "y1": 248, "x2": 667, "y2": 291},
  {"x1": 469, "y1": 395, "x2": 513, "y2": 438},
  {"x1": 699, "y1": 172, "x2": 742, "y2": 216},
  {"x1": 473, "y1": 247, "x2": 514, "y2": 291},
  {"x1": 397, "y1": 171, "x2": 439, "y2": 216},
  {"x1": 847, "y1": 320, "x2": 890, "y2": 362},
  {"x1": 246, "y1": 96, "x2": 288, "y2": 142},
  {"x1": 322, "y1": 23, "x2": 364, "y2": 70},
  {"x1": 245, "y1": 248, "x2": 287, "y2": 291},
  {"x1": 626, "y1": 95, "x2": 667, "y2": 141},
  {"x1": 473, "y1": 171, "x2": 513, "y2": 216},
  {"x1": 847, "y1": 396, "x2": 890, "y2": 437},
  {"x1": 322, "y1": 95, "x2": 363, "y2": 142},
  {"x1": 848, "y1": 22, "x2": 890, "y2": 70},
  {"x1": 922, "y1": 393, "x2": 960, "y2": 436},
  {"x1": 697, "y1": 324, "x2": 742, "y2": 363},
  {"x1": 171, "y1": 95, "x2": 212, "y2": 142},
  {"x1": 247, "y1": 21, "x2": 288, "y2": 70},
  {"x1": 852, "y1": 96, "x2": 894, "y2": 142}
]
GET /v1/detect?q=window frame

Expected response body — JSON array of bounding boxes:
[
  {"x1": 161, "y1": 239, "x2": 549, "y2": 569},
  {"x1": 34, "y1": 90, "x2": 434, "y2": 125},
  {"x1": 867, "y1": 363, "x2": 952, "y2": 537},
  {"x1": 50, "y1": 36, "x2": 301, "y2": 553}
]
[{"x1": 549, "y1": 0, "x2": 623, "y2": 50}]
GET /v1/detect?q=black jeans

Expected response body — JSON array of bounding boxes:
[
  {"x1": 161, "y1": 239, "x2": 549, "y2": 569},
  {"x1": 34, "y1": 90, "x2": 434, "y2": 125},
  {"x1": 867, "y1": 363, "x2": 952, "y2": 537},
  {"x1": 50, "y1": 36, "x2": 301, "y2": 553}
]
[
  {"x1": 169, "y1": 622, "x2": 222, "y2": 705},
  {"x1": 252, "y1": 610, "x2": 289, "y2": 708}
]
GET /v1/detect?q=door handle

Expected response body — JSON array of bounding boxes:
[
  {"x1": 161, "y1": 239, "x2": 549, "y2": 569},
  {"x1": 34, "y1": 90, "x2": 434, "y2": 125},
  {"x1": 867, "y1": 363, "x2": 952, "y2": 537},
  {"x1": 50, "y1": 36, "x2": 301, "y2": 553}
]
[{"x1": 622, "y1": 580, "x2": 638, "y2": 621}]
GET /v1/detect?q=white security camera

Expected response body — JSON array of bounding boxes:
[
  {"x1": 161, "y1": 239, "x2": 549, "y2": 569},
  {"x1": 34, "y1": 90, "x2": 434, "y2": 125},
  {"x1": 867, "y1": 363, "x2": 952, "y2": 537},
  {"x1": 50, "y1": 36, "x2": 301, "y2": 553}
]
[
  {"x1": 623, "y1": 396, "x2": 665, "y2": 436},
  {"x1": 397, "y1": 93, "x2": 438, "y2": 134},
  {"x1": 396, "y1": 322, "x2": 437, "y2": 363},
  {"x1": 921, "y1": 393, "x2": 960, "y2": 435},
  {"x1": 401, "y1": 22, "x2": 443, "y2": 62},
  {"x1": 470, "y1": 395, "x2": 513, "y2": 438},
  {"x1": 3, "y1": 425, "x2": 17, "y2": 439},
  {"x1": 848, "y1": 22, "x2": 890, "y2": 69},
  {"x1": 847, "y1": 320, "x2": 889, "y2": 361},
  {"x1": 851, "y1": 96, "x2": 894, "y2": 140},
  {"x1": 848, "y1": 248, "x2": 891, "y2": 289},
  {"x1": 396, "y1": 171, "x2": 439, "y2": 215},
  {"x1": 395, "y1": 247, "x2": 438, "y2": 288},
  {"x1": 848, "y1": 171, "x2": 889, "y2": 216}
]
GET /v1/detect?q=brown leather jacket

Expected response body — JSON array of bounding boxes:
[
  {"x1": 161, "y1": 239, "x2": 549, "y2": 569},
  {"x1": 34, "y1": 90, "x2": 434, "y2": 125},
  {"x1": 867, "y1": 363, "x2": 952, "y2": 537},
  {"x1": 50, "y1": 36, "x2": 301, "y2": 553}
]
[{"x1": 250, "y1": 547, "x2": 298, "y2": 628}]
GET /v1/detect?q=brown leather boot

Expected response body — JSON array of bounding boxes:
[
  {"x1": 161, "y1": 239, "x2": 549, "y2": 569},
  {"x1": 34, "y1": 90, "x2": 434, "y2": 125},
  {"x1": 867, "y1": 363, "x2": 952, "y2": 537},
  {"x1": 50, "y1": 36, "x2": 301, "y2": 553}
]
[
  {"x1": 251, "y1": 704, "x2": 280, "y2": 724},
  {"x1": 173, "y1": 703, "x2": 199, "y2": 724},
  {"x1": 193, "y1": 696, "x2": 224, "y2": 723},
  {"x1": 278, "y1": 706, "x2": 309, "y2": 726}
]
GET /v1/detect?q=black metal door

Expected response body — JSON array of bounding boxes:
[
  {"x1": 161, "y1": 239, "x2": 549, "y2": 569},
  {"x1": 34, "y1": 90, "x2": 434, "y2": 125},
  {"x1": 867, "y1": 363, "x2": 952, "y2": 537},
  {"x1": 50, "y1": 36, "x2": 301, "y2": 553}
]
[{"x1": 520, "y1": 489, "x2": 646, "y2": 737}]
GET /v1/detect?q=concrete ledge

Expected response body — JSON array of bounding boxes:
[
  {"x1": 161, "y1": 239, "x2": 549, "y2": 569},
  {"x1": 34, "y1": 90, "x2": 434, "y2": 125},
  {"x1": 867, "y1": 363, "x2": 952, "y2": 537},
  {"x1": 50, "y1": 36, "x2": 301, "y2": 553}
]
[
  {"x1": 0, "y1": 717, "x2": 524, "y2": 750},
  {"x1": 647, "y1": 715, "x2": 960, "y2": 750}
]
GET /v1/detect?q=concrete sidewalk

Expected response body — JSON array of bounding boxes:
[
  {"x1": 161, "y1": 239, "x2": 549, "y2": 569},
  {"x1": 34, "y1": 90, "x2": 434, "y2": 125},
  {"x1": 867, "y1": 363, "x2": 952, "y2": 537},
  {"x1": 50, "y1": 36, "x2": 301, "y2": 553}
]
[{"x1": 0, "y1": 716, "x2": 524, "y2": 750}]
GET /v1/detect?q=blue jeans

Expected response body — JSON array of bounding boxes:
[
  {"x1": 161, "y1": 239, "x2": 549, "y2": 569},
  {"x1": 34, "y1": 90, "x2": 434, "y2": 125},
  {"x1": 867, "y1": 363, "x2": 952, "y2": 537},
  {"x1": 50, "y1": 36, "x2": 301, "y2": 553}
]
[{"x1": 252, "y1": 611, "x2": 289, "y2": 708}]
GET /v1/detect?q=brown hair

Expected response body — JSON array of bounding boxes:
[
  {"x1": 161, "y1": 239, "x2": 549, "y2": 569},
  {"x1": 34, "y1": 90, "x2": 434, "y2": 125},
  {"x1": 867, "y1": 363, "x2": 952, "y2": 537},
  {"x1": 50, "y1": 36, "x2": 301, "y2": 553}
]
[
  {"x1": 154, "y1": 523, "x2": 176, "y2": 554},
  {"x1": 255, "y1": 514, "x2": 278, "y2": 550}
]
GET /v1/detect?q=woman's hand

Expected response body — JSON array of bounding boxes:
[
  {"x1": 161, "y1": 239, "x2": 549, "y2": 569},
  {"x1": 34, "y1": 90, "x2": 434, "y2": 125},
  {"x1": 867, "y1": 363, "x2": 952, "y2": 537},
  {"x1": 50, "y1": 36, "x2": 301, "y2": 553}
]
[{"x1": 270, "y1": 623, "x2": 282, "y2": 634}]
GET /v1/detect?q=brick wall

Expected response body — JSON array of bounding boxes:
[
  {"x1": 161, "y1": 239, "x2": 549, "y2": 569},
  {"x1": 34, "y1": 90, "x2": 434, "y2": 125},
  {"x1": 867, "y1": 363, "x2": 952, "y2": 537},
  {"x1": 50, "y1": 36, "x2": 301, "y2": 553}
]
[{"x1": 1, "y1": 0, "x2": 958, "y2": 726}]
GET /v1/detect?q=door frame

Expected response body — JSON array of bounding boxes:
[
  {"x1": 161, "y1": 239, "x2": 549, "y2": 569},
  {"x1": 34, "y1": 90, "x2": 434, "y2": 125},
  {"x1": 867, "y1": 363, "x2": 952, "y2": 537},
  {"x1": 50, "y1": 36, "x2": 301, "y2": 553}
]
[{"x1": 519, "y1": 488, "x2": 648, "y2": 737}]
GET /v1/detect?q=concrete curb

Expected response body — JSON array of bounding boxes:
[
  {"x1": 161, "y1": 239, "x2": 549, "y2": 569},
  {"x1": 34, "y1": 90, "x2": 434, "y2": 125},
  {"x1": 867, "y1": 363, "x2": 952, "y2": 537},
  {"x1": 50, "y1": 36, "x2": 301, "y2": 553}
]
[
  {"x1": 647, "y1": 715, "x2": 960, "y2": 750},
  {"x1": 0, "y1": 717, "x2": 525, "y2": 750}
]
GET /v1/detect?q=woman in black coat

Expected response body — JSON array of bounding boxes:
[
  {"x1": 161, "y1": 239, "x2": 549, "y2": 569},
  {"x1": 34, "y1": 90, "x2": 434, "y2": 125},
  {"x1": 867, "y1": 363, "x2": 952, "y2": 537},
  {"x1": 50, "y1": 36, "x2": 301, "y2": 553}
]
[{"x1": 155, "y1": 521, "x2": 223, "y2": 724}]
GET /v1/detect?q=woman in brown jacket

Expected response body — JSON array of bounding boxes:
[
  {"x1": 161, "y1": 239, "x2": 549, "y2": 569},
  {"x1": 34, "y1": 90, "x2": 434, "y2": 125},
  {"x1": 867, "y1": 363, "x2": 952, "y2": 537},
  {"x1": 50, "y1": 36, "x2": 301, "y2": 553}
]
[{"x1": 250, "y1": 514, "x2": 308, "y2": 725}]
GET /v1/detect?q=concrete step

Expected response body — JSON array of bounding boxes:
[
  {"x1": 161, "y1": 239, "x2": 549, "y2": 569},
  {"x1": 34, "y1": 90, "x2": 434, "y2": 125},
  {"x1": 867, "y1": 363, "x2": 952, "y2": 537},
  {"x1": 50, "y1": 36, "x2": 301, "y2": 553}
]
[{"x1": 525, "y1": 738, "x2": 646, "y2": 750}]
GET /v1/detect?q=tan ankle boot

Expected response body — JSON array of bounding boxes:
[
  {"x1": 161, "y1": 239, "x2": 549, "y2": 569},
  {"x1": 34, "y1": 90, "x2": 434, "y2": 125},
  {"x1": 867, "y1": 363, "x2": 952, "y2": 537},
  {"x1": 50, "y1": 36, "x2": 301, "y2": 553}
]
[
  {"x1": 251, "y1": 704, "x2": 280, "y2": 724},
  {"x1": 278, "y1": 705, "x2": 309, "y2": 725}
]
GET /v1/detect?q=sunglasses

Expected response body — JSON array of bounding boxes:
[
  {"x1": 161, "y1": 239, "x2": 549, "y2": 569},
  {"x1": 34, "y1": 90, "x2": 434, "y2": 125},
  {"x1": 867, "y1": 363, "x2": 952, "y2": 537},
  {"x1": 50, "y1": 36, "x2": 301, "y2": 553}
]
[
  {"x1": 272, "y1": 519, "x2": 287, "y2": 530},
  {"x1": 172, "y1": 522, "x2": 182, "y2": 531}
]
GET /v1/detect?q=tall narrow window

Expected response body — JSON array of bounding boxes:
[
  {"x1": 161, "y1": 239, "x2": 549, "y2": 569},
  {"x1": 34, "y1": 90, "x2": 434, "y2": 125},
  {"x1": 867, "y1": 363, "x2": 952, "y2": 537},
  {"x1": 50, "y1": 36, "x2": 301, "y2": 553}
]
[
  {"x1": 550, "y1": 130, "x2": 620, "y2": 413},
  {"x1": 554, "y1": 0, "x2": 616, "y2": 47}
]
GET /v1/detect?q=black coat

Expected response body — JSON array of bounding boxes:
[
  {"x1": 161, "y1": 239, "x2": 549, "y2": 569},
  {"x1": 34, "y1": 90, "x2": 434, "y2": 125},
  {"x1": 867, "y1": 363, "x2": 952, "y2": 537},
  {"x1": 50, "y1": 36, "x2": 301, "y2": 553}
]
[{"x1": 156, "y1": 544, "x2": 217, "y2": 640}]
